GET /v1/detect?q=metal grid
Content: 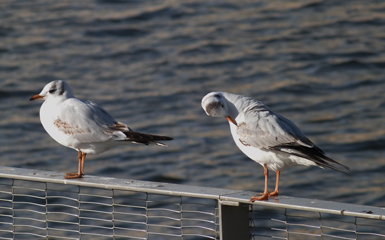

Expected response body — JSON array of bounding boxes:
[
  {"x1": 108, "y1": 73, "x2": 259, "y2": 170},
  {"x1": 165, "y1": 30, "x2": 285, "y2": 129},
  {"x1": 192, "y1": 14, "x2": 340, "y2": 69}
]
[
  {"x1": 0, "y1": 178, "x2": 219, "y2": 240},
  {"x1": 0, "y1": 166, "x2": 384, "y2": 240},
  {"x1": 250, "y1": 205, "x2": 385, "y2": 240}
]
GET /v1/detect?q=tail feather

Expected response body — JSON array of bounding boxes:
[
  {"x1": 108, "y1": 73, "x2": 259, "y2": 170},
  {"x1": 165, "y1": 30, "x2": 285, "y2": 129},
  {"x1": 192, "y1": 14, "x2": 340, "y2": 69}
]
[
  {"x1": 271, "y1": 144, "x2": 350, "y2": 175},
  {"x1": 123, "y1": 130, "x2": 173, "y2": 147}
]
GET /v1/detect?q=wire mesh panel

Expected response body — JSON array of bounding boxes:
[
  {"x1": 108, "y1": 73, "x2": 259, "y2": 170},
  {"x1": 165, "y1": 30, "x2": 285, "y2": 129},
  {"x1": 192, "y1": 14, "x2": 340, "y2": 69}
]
[
  {"x1": 0, "y1": 176, "x2": 219, "y2": 240},
  {"x1": 250, "y1": 204, "x2": 385, "y2": 240},
  {"x1": 0, "y1": 167, "x2": 384, "y2": 240}
]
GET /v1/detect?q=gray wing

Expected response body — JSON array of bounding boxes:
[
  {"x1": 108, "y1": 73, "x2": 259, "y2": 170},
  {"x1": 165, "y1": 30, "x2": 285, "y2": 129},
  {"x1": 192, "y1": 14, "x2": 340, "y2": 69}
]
[
  {"x1": 54, "y1": 98, "x2": 128, "y2": 143},
  {"x1": 237, "y1": 106, "x2": 314, "y2": 149},
  {"x1": 237, "y1": 104, "x2": 350, "y2": 173}
]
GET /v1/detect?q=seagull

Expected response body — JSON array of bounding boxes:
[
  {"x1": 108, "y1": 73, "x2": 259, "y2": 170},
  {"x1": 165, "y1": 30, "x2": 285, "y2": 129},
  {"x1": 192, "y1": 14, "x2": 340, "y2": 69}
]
[
  {"x1": 201, "y1": 92, "x2": 349, "y2": 201},
  {"x1": 30, "y1": 80, "x2": 173, "y2": 179}
]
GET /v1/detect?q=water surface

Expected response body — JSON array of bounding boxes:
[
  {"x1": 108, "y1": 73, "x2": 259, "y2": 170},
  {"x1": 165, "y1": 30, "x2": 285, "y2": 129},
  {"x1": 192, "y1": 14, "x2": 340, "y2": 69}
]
[{"x1": 1, "y1": 0, "x2": 385, "y2": 210}]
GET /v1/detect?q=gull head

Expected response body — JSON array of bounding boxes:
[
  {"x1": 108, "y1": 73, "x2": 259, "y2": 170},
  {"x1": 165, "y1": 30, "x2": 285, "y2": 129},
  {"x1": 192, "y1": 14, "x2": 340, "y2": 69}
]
[
  {"x1": 29, "y1": 80, "x2": 75, "y2": 102},
  {"x1": 202, "y1": 92, "x2": 237, "y2": 125}
]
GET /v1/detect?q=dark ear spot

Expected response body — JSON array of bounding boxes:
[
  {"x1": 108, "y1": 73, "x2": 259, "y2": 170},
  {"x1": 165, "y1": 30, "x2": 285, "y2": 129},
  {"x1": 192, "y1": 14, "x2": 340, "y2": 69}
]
[
  {"x1": 58, "y1": 81, "x2": 65, "y2": 95},
  {"x1": 205, "y1": 102, "x2": 221, "y2": 115}
]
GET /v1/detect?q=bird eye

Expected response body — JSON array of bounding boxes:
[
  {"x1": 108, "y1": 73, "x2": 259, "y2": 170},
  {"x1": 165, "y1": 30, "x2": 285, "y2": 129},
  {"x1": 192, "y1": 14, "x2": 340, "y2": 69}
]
[
  {"x1": 214, "y1": 94, "x2": 221, "y2": 98},
  {"x1": 49, "y1": 88, "x2": 56, "y2": 93}
]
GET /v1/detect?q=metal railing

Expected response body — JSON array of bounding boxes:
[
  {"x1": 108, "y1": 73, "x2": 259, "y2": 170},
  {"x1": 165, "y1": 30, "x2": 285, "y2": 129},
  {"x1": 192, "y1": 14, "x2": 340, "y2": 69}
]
[{"x1": 0, "y1": 166, "x2": 383, "y2": 240}]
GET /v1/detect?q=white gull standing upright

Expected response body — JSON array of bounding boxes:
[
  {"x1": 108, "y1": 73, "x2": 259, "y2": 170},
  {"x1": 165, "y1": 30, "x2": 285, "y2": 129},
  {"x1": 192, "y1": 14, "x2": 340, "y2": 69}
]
[
  {"x1": 30, "y1": 80, "x2": 173, "y2": 179},
  {"x1": 201, "y1": 92, "x2": 349, "y2": 201}
]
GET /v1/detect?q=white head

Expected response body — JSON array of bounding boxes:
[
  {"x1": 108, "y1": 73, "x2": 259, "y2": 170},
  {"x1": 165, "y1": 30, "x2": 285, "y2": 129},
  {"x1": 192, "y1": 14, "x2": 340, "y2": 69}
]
[
  {"x1": 29, "y1": 80, "x2": 75, "y2": 102},
  {"x1": 201, "y1": 92, "x2": 237, "y2": 125}
]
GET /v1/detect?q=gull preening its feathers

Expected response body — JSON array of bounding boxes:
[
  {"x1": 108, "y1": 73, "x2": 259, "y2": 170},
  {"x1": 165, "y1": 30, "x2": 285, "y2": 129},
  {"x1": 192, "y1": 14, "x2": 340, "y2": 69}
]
[
  {"x1": 201, "y1": 91, "x2": 349, "y2": 201},
  {"x1": 30, "y1": 80, "x2": 173, "y2": 179}
]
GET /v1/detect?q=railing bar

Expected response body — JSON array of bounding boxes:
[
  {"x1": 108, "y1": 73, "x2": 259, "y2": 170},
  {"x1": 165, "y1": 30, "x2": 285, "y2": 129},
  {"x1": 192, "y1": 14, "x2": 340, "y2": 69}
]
[
  {"x1": 12, "y1": 186, "x2": 46, "y2": 192},
  {"x1": 78, "y1": 217, "x2": 113, "y2": 223},
  {"x1": 147, "y1": 216, "x2": 181, "y2": 221},
  {"x1": 113, "y1": 219, "x2": 147, "y2": 225},
  {"x1": 147, "y1": 208, "x2": 181, "y2": 213},
  {"x1": 113, "y1": 212, "x2": 147, "y2": 217},
  {"x1": 13, "y1": 209, "x2": 45, "y2": 215},
  {"x1": 181, "y1": 217, "x2": 216, "y2": 224},
  {"x1": 46, "y1": 220, "x2": 80, "y2": 226},
  {"x1": 79, "y1": 224, "x2": 113, "y2": 230},
  {"x1": 271, "y1": 227, "x2": 288, "y2": 232},
  {"x1": 181, "y1": 225, "x2": 217, "y2": 232},
  {"x1": 321, "y1": 225, "x2": 356, "y2": 232},
  {"x1": 0, "y1": 223, "x2": 12, "y2": 226},
  {"x1": 78, "y1": 193, "x2": 112, "y2": 199},
  {"x1": 13, "y1": 224, "x2": 46, "y2": 230},
  {"x1": 79, "y1": 201, "x2": 113, "y2": 206},
  {"x1": 78, "y1": 209, "x2": 113, "y2": 215},
  {"x1": 288, "y1": 231, "x2": 321, "y2": 237},
  {"x1": 12, "y1": 201, "x2": 46, "y2": 207},
  {"x1": 46, "y1": 196, "x2": 79, "y2": 201},
  {"x1": 182, "y1": 210, "x2": 216, "y2": 216},
  {"x1": 12, "y1": 216, "x2": 46, "y2": 223},
  {"x1": 12, "y1": 194, "x2": 45, "y2": 200},
  {"x1": 45, "y1": 236, "x2": 78, "y2": 240},
  {"x1": 321, "y1": 233, "x2": 355, "y2": 240},
  {"x1": 0, "y1": 190, "x2": 12, "y2": 194},
  {"x1": 356, "y1": 232, "x2": 385, "y2": 237},
  {"x1": 147, "y1": 231, "x2": 181, "y2": 237},
  {"x1": 46, "y1": 189, "x2": 79, "y2": 194},
  {"x1": 269, "y1": 218, "x2": 286, "y2": 224},
  {"x1": 114, "y1": 212, "x2": 146, "y2": 217},
  {"x1": 47, "y1": 228, "x2": 79, "y2": 234},
  {"x1": 147, "y1": 223, "x2": 181, "y2": 229},
  {"x1": 13, "y1": 232, "x2": 46, "y2": 238},
  {"x1": 0, "y1": 206, "x2": 12, "y2": 210},
  {"x1": 0, "y1": 237, "x2": 12, "y2": 240},
  {"x1": 47, "y1": 212, "x2": 79, "y2": 217},
  {"x1": 285, "y1": 222, "x2": 321, "y2": 228},
  {"x1": 113, "y1": 226, "x2": 146, "y2": 232},
  {"x1": 113, "y1": 203, "x2": 146, "y2": 209},
  {"x1": 78, "y1": 232, "x2": 113, "y2": 237},
  {"x1": 47, "y1": 204, "x2": 79, "y2": 209}
]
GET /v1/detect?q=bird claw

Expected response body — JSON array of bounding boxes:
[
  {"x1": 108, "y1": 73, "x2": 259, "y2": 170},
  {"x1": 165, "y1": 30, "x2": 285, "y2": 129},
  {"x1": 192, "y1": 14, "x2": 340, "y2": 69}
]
[
  {"x1": 250, "y1": 192, "x2": 269, "y2": 202},
  {"x1": 65, "y1": 173, "x2": 83, "y2": 179},
  {"x1": 268, "y1": 191, "x2": 278, "y2": 197}
]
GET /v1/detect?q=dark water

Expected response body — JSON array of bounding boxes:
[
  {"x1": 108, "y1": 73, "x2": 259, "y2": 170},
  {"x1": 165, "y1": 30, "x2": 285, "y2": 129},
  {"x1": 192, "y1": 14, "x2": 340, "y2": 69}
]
[{"x1": 1, "y1": 0, "x2": 385, "y2": 210}]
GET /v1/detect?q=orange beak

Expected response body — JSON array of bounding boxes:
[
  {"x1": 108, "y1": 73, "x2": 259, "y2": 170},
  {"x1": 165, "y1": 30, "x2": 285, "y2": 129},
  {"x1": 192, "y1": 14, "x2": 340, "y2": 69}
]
[
  {"x1": 29, "y1": 94, "x2": 43, "y2": 101},
  {"x1": 226, "y1": 116, "x2": 237, "y2": 126}
]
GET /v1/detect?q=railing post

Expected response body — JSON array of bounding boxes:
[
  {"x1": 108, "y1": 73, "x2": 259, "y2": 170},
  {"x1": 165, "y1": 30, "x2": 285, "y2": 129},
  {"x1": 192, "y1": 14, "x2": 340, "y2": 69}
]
[{"x1": 219, "y1": 200, "x2": 250, "y2": 240}]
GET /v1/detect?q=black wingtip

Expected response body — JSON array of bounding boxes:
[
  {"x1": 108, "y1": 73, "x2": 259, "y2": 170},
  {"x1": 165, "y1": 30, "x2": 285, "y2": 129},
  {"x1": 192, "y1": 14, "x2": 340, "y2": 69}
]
[{"x1": 123, "y1": 130, "x2": 173, "y2": 146}]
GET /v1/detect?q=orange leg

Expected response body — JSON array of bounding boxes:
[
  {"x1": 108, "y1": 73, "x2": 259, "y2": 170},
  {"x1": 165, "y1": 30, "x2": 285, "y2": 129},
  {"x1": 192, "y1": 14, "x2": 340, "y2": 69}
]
[
  {"x1": 250, "y1": 164, "x2": 269, "y2": 202},
  {"x1": 65, "y1": 151, "x2": 85, "y2": 179},
  {"x1": 269, "y1": 170, "x2": 280, "y2": 197},
  {"x1": 81, "y1": 152, "x2": 86, "y2": 175}
]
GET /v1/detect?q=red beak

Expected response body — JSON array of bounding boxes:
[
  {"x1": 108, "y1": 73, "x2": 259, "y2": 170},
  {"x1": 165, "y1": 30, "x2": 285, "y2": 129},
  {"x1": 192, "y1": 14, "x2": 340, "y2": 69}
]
[
  {"x1": 226, "y1": 116, "x2": 237, "y2": 126},
  {"x1": 29, "y1": 94, "x2": 43, "y2": 101}
]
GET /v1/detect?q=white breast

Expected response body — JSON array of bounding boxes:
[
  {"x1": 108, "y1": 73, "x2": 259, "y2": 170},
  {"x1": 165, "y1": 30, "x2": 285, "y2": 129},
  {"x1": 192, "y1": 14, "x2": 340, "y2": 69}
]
[{"x1": 39, "y1": 100, "x2": 82, "y2": 151}]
